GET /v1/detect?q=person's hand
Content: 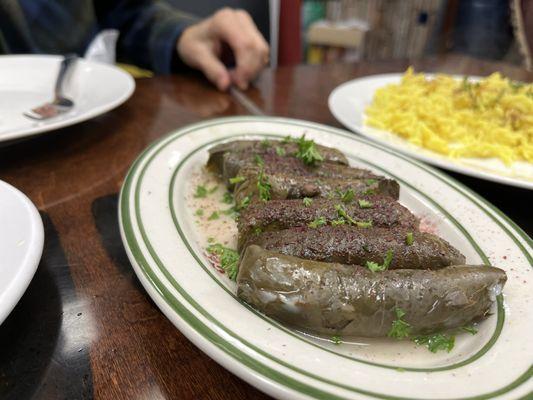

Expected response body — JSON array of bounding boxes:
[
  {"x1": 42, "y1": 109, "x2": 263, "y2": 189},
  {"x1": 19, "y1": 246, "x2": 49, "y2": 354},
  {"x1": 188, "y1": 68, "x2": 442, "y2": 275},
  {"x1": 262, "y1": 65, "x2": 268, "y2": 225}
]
[{"x1": 177, "y1": 8, "x2": 269, "y2": 91}]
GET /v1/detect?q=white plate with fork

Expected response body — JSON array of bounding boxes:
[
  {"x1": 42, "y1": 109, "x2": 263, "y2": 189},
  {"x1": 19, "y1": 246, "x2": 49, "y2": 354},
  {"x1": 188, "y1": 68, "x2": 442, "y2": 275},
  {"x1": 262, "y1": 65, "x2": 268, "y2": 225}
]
[{"x1": 0, "y1": 55, "x2": 135, "y2": 143}]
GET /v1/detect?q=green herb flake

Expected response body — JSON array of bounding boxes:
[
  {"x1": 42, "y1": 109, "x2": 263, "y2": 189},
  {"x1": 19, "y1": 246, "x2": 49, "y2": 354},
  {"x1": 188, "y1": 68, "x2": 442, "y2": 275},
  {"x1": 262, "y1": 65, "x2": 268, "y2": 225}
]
[
  {"x1": 406, "y1": 232, "x2": 414, "y2": 245},
  {"x1": 237, "y1": 195, "x2": 251, "y2": 210},
  {"x1": 388, "y1": 307, "x2": 411, "y2": 339},
  {"x1": 206, "y1": 243, "x2": 239, "y2": 280},
  {"x1": 222, "y1": 192, "x2": 234, "y2": 204},
  {"x1": 355, "y1": 220, "x2": 373, "y2": 228},
  {"x1": 461, "y1": 325, "x2": 478, "y2": 335},
  {"x1": 253, "y1": 227, "x2": 262, "y2": 235},
  {"x1": 413, "y1": 333, "x2": 455, "y2": 353},
  {"x1": 254, "y1": 154, "x2": 265, "y2": 167},
  {"x1": 308, "y1": 216, "x2": 327, "y2": 228},
  {"x1": 207, "y1": 237, "x2": 215, "y2": 243},
  {"x1": 365, "y1": 178, "x2": 377, "y2": 185},
  {"x1": 282, "y1": 135, "x2": 295, "y2": 144},
  {"x1": 208, "y1": 211, "x2": 220, "y2": 221},
  {"x1": 229, "y1": 176, "x2": 246, "y2": 185},
  {"x1": 331, "y1": 218, "x2": 346, "y2": 226},
  {"x1": 194, "y1": 185, "x2": 208, "y2": 198},
  {"x1": 302, "y1": 197, "x2": 313, "y2": 207},
  {"x1": 362, "y1": 189, "x2": 376, "y2": 196},
  {"x1": 260, "y1": 138, "x2": 271, "y2": 148},
  {"x1": 195, "y1": 209, "x2": 204, "y2": 217},
  {"x1": 257, "y1": 168, "x2": 271, "y2": 202},
  {"x1": 358, "y1": 199, "x2": 373, "y2": 209},
  {"x1": 335, "y1": 204, "x2": 356, "y2": 225},
  {"x1": 366, "y1": 249, "x2": 393, "y2": 272},
  {"x1": 275, "y1": 146, "x2": 286, "y2": 156},
  {"x1": 331, "y1": 335, "x2": 342, "y2": 345},
  {"x1": 208, "y1": 185, "x2": 218, "y2": 194},
  {"x1": 295, "y1": 134, "x2": 324, "y2": 166},
  {"x1": 340, "y1": 188, "x2": 355, "y2": 203}
]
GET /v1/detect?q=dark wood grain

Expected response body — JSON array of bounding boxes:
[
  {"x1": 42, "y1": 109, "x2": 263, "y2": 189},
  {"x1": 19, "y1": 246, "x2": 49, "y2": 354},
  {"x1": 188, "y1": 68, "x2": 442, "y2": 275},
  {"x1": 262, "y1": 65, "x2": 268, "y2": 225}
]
[{"x1": 0, "y1": 55, "x2": 530, "y2": 400}]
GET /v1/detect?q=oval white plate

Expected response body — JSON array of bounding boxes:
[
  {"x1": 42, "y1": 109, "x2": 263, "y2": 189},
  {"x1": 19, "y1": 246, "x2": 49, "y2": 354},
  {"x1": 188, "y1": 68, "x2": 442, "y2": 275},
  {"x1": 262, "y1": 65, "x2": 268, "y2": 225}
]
[
  {"x1": 0, "y1": 55, "x2": 135, "y2": 142},
  {"x1": 328, "y1": 73, "x2": 533, "y2": 190},
  {"x1": 0, "y1": 180, "x2": 44, "y2": 324},
  {"x1": 119, "y1": 116, "x2": 532, "y2": 400}
]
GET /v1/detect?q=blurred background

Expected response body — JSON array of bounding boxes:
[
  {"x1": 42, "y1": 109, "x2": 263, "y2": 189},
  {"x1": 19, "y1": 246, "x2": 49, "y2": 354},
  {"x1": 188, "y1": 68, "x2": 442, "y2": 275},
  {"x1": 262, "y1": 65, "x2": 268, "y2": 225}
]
[{"x1": 166, "y1": 0, "x2": 531, "y2": 70}]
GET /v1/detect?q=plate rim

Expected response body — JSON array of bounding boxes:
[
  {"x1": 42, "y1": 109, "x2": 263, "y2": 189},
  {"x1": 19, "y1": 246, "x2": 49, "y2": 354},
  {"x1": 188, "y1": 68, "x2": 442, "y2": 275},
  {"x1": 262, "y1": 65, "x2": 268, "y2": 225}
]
[
  {"x1": 327, "y1": 72, "x2": 533, "y2": 190},
  {"x1": 0, "y1": 54, "x2": 135, "y2": 142},
  {"x1": 0, "y1": 180, "x2": 44, "y2": 324},
  {"x1": 119, "y1": 116, "x2": 533, "y2": 400}
]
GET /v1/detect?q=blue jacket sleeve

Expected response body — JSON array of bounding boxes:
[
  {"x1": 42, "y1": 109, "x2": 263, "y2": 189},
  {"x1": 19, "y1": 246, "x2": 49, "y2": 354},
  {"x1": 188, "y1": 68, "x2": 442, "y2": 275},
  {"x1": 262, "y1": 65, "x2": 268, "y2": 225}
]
[{"x1": 94, "y1": 0, "x2": 197, "y2": 74}]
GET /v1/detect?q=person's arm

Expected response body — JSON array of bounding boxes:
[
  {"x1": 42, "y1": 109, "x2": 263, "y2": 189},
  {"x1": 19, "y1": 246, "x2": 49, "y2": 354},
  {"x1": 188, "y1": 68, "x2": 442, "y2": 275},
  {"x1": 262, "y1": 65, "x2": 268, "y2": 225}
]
[
  {"x1": 94, "y1": 2, "x2": 269, "y2": 90},
  {"x1": 94, "y1": 0, "x2": 197, "y2": 74}
]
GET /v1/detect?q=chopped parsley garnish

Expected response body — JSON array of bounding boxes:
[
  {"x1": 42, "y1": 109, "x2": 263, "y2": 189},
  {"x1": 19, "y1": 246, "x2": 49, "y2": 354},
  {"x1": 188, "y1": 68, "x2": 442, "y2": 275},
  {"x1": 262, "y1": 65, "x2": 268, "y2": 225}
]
[
  {"x1": 254, "y1": 154, "x2": 265, "y2": 167},
  {"x1": 340, "y1": 188, "x2": 355, "y2": 203},
  {"x1": 355, "y1": 220, "x2": 373, "y2": 228},
  {"x1": 275, "y1": 146, "x2": 286, "y2": 156},
  {"x1": 366, "y1": 249, "x2": 394, "y2": 272},
  {"x1": 406, "y1": 232, "x2": 414, "y2": 245},
  {"x1": 461, "y1": 325, "x2": 478, "y2": 335},
  {"x1": 331, "y1": 218, "x2": 346, "y2": 226},
  {"x1": 282, "y1": 135, "x2": 295, "y2": 144},
  {"x1": 388, "y1": 307, "x2": 411, "y2": 339},
  {"x1": 194, "y1": 185, "x2": 208, "y2": 198},
  {"x1": 335, "y1": 204, "x2": 355, "y2": 224},
  {"x1": 253, "y1": 227, "x2": 262, "y2": 235},
  {"x1": 260, "y1": 139, "x2": 271, "y2": 148},
  {"x1": 308, "y1": 216, "x2": 327, "y2": 228},
  {"x1": 209, "y1": 186, "x2": 218, "y2": 194},
  {"x1": 358, "y1": 199, "x2": 373, "y2": 209},
  {"x1": 295, "y1": 134, "x2": 324, "y2": 166},
  {"x1": 302, "y1": 197, "x2": 313, "y2": 207},
  {"x1": 222, "y1": 192, "x2": 234, "y2": 204},
  {"x1": 206, "y1": 243, "x2": 239, "y2": 280},
  {"x1": 362, "y1": 189, "x2": 376, "y2": 196},
  {"x1": 257, "y1": 168, "x2": 271, "y2": 202},
  {"x1": 229, "y1": 176, "x2": 246, "y2": 185},
  {"x1": 331, "y1": 335, "x2": 342, "y2": 345},
  {"x1": 195, "y1": 209, "x2": 204, "y2": 217},
  {"x1": 334, "y1": 204, "x2": 372, "y2": 228},
  {"x1": 207, "y1": 237, "x2": 215, "y2": 243},
  {"x1": 236, "y1": 195, "x2": 251, "y2": 210},
  {"x1": 413, "y1": 333, "x2": 455, "y2": 353},
  {"x1": 365, "y1": 178, "x2": 377, "y2": 185},
  {"x1": 208, "y1": 211, "x2": 220, "y2": 220}
]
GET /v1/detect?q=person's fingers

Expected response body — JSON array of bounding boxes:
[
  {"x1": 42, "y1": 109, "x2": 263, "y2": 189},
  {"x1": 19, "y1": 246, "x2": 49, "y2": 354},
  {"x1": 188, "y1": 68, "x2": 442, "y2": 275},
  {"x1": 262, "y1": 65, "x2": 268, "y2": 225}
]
[
  {"x1": 209, "y1": 8, "x2": 269, "y2": 89},
  {"x1": 193, "y1": 45, "x2": 231, "y2": 91},
  {"x1": 177, "y1": 25, "x2": 231, "y2": 90}
]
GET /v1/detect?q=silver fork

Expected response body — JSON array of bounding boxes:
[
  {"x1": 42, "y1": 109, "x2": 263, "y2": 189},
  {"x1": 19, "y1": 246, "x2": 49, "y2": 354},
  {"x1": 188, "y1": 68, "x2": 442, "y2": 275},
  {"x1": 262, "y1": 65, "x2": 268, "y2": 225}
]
[{"x1": 24, "y1": 54, "x2": 77, "y2": 120}]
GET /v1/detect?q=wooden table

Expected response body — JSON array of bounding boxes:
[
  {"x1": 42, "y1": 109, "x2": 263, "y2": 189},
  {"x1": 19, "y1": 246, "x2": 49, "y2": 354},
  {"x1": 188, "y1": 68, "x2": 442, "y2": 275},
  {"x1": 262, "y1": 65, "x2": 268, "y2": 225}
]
[{"x1": 0, "y1": 55, "x2": 531, "y2": 400}]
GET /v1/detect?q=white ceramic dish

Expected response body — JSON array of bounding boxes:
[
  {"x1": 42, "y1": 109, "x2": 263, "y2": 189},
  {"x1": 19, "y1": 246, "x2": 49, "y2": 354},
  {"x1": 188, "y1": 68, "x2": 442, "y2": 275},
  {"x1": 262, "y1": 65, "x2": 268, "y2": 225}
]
[
  {"x1": 119, "y1": 116, "x2": 532, "y2": 400},
  {"x1": 0, "y1": 180, "x2": 44, "y2": 324},
  {"x1": 0, "y1": 55, "x2": 135, "y2": 142},
  {"x1": 328, "y1": 73, "x2": 533, "y2": 190}
]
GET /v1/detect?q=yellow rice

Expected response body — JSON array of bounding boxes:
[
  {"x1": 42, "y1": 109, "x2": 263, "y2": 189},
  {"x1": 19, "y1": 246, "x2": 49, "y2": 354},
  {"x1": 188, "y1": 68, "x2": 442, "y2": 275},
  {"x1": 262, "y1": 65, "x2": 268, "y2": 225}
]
[{"x1": 365, "y1": 68, "x2": 533, "y2": 165}]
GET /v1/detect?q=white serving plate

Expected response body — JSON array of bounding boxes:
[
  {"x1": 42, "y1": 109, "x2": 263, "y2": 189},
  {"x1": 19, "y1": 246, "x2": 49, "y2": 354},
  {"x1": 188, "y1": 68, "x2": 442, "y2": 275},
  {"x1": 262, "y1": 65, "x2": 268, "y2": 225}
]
[
  {"x1": 328, "y1": 73, "x2": 533, "y2": 190},
  {"x1": 0, "y1": 55, "x2": 135, "y2": 142},
  {"x1": 119, "y1": 116, "x2": 532, "y2": 400},
  {"x1": 0, "y1": 180, "x2": 44, "y2": 324}
]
